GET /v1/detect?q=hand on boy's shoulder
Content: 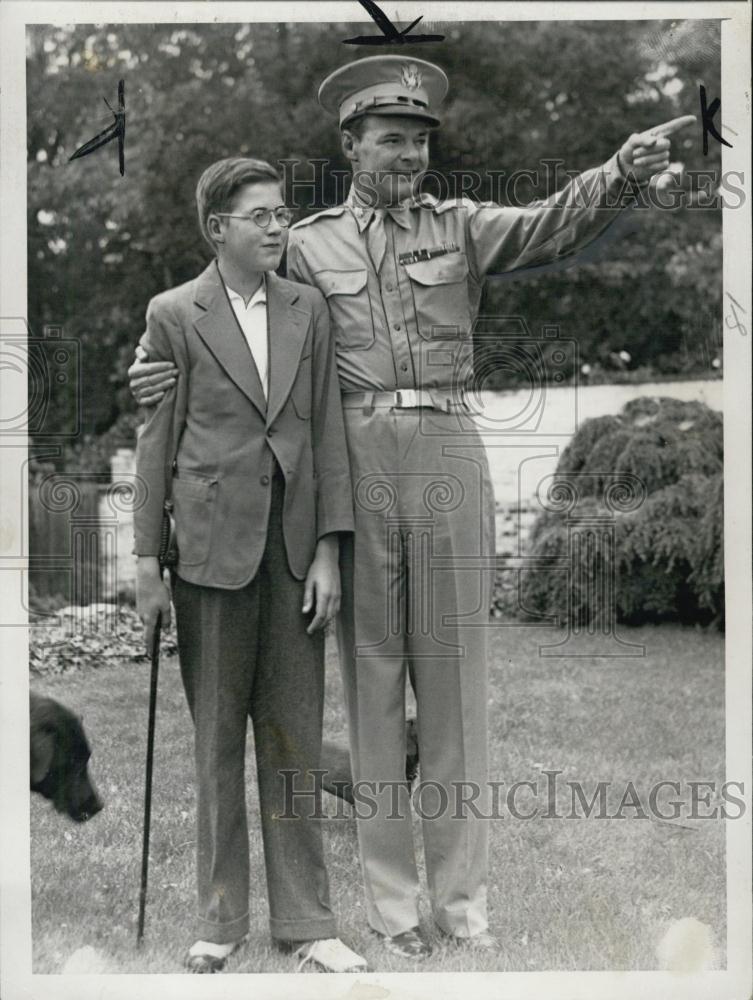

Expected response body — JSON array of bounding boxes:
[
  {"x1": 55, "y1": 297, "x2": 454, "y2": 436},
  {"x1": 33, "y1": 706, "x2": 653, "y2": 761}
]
[
  {"x1": 130, "y1": 287, "x2": 186, "y2": 405},
  {"x1": 128, "y1": 346, "x2": 177, "y2": 407}
]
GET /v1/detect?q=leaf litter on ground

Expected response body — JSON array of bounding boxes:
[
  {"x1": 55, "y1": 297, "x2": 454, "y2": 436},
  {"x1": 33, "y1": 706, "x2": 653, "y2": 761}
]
[{"x1": 30, "y1": 603, "x2": 178, "y2": 676}]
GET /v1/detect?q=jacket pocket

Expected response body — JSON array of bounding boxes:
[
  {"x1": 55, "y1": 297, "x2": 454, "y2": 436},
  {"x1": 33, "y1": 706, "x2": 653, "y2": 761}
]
[
  {"x1": 402, "y1": 252, "x2": 472, "y2": 342},
  {"x1": 313, "y1": 268, "x2": 375, "y2": 351},
  {"x1": 172, "y1": 474, "x2": 217, "y2": 566}
]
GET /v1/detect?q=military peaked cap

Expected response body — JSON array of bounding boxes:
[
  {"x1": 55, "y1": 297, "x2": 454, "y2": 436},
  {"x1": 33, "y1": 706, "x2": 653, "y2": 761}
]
[{"x1": 318, "y1": 55, "x2": 448, "y2": 128}]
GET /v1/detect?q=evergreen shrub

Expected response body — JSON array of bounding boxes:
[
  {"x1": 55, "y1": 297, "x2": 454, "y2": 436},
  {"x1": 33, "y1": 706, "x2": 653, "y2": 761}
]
[{"x1": 519, "y1": 397, "x2": 724, "y2": 627}]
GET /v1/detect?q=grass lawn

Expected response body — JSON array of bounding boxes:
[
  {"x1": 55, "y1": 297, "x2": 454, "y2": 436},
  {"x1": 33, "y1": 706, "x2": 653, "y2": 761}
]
[{"x1": 30, "y1": 622, "x2": 726, "y2": 974}]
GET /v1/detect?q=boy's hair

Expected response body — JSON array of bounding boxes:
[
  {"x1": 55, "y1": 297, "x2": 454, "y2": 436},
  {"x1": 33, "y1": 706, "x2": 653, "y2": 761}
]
[{"x1": 196, "y1": 157, "x2": 281, "y2": 247}]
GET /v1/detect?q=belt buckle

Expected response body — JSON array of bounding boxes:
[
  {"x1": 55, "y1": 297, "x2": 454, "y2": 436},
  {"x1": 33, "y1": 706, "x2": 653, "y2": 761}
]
[{"x1": 396, "y1": 389, "x2": 419, "y2": 408}]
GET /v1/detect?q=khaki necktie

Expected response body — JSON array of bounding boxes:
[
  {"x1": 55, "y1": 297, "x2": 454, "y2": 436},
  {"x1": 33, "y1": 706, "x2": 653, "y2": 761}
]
[{"x1": 366, "y1": 208, "x2": 387, "y2": 273}]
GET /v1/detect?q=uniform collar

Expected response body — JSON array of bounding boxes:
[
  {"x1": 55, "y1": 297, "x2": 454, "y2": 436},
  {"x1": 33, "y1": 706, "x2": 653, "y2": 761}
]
[{"x1": 346, "y1": 187, "x2": 418, "y2": 232}]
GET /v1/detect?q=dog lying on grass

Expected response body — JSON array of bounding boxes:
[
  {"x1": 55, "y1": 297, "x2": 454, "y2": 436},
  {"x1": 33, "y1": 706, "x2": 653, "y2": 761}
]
[
  {"x1": 30, "y1": 693, "x2": 103, "y2": 822},
  {"x1": 320, "y1": 717, "x2": 419, "y2": 805}
]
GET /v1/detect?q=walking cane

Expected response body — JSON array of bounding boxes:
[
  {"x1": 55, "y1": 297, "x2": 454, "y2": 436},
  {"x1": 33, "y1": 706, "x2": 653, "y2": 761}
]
[
  {"x1": 137, "y1": 608, "x2": 162, "y2": 945},
  {"x1": 136, "y1": 489, "x2": 175, "y2": 945}
]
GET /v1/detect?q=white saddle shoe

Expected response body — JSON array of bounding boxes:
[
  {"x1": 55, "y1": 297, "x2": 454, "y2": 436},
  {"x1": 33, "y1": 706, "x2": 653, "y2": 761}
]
[{"x1": 294, "y1": 937, "x2": 369, "y2": 973}]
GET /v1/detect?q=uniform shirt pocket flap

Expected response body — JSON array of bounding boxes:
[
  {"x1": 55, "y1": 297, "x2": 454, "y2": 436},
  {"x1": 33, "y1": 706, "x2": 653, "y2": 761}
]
[
  {"x1": 402, "y1": 253, "x2": 469, "y2": 286},
  {"x1": 316, "y1": 268, "x2": 369, "y2": 297}
]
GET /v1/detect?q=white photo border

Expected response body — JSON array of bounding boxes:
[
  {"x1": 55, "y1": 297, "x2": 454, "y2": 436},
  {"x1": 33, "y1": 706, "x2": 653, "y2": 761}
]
[{"x1": 1, "y1": 3, "x2": 750, "y2": 999}]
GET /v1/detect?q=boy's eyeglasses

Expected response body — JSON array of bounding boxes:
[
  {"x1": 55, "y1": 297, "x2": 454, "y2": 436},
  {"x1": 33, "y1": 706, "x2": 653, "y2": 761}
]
[{"x1": 213, "y1": 207, "x2": 294, "y2": 229}]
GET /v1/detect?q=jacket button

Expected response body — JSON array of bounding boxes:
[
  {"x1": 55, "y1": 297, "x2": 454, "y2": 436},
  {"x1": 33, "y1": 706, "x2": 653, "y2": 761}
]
[{"x1": 260, "y1": 475, "x2": 270, "y2": 485}]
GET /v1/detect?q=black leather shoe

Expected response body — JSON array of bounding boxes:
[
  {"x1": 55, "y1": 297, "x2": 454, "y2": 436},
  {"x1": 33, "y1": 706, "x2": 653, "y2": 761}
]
[{"x1": 379, "y1": 927, "x2": 432, "y2": 959}]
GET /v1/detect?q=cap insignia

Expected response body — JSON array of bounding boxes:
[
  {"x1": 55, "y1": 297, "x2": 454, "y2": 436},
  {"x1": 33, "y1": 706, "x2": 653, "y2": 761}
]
[{"x1": 401, "y1": 63, "x2": 423, "y2": 91}]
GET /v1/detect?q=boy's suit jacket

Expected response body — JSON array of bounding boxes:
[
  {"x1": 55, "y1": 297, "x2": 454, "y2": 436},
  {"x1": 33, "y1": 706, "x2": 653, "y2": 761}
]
[{"x1": 134, "y1": 261, "x2": 353, "y2": 588}]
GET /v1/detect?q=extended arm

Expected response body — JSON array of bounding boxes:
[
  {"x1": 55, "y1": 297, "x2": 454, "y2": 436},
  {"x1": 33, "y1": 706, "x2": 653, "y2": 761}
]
[{"x1": 467, "y1": 116, "x2": 694, "y2": 279}]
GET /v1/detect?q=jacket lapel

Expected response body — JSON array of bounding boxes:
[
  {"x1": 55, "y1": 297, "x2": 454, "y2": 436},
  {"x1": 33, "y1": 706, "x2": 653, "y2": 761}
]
[
  {"x1": 265, "y1": 272, "x2": 310, "y2": 427},
  {"x1": 193, "y1": 261, "x2": 267, "y2": 418}
]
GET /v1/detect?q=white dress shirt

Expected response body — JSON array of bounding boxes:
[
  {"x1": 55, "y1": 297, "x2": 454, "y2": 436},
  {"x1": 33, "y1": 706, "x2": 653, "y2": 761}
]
[{"x1": 225, "y1": 276, "x2": 269, "y2": 400}]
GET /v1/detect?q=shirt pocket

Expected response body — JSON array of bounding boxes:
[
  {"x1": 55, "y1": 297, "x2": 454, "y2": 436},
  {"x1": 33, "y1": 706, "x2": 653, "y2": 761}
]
[
  {"x1": 313, "y1": 268, "x2": 375, "y2": 351},
  {"x1": 402, "y1": 252, "x2": 472, "y2": 342},
  {"x1": 172, "y1": 473, "x2": 218, "y2": 566}
]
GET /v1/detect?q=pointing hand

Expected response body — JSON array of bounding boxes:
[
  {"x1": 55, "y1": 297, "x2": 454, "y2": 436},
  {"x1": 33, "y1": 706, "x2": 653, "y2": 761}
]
[{"x1": 618, "y1": 115, "x2": 696, "y2": 185}]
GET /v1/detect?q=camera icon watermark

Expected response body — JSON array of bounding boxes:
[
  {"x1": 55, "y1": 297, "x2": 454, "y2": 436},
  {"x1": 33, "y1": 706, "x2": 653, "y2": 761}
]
[
  {"x1": 506, "y1": 470, "x2": 648, "y2": 657},
  {"x1": 415, "y1": 316, "x2": 579, "y2": 438},
  {"x1": 0, "y1": 318, "x2": 81, "y2": 437},
  {"x1": 351, "y1": 468, "x2": 492, "y2": 660}
]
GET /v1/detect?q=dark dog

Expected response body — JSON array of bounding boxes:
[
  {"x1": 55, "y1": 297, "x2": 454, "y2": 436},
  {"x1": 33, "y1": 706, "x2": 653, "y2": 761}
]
[
  {"x1": 320, "y1": 717, "x2": 419, "y2": 806},
  {"x1": 30, "y1": 693, "x2": 103, "y2": 822}
]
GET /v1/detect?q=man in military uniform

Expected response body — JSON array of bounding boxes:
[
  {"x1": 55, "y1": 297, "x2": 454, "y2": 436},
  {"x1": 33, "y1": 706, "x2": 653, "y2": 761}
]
[{"x1": 129, "y1": 55, "x2": 685, "y2": 959}]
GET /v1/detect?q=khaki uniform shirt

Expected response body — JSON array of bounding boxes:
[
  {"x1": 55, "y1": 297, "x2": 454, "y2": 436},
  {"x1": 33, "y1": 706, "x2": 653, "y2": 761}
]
[{"x1": 286, "y1": 154, "x2": 627, "y2": 394}]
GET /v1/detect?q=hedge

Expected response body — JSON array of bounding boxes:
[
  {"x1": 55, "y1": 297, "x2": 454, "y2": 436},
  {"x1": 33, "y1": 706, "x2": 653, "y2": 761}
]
[{"x1": 518, "y1": 397, "x2": 724, "y2": 628}]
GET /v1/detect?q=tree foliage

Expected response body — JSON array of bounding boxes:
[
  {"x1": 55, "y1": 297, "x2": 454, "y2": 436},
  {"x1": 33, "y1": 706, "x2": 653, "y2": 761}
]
[
  {"x1": 26, "y1": 19, "x2": 723, "y2": 464},
  {"x1": 522, "y1": 397, "x2": 724, "y2": 627}
]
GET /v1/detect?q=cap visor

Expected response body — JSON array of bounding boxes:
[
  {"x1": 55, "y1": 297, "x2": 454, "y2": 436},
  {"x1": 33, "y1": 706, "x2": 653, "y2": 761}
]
[{"x1": 343, "y1": 105, "x2": 440, "y2": 127}]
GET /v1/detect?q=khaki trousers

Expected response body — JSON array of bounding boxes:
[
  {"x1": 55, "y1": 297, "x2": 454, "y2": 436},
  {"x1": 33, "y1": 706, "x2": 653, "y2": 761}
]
[{"x1": 338, "y1": 406, "x2": 495, "y2": 937}]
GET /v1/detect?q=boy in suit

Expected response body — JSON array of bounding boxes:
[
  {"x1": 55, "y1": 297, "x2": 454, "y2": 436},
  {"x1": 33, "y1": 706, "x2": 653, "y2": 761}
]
[{"x1": 134, "y1": 158, "x2": 366, "y2": 974}]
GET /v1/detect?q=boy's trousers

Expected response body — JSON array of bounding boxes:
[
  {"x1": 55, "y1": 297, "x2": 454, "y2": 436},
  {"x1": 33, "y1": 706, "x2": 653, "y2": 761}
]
[{"x1": 172, "y1": 466, "x2": 337, "y2": 945}]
